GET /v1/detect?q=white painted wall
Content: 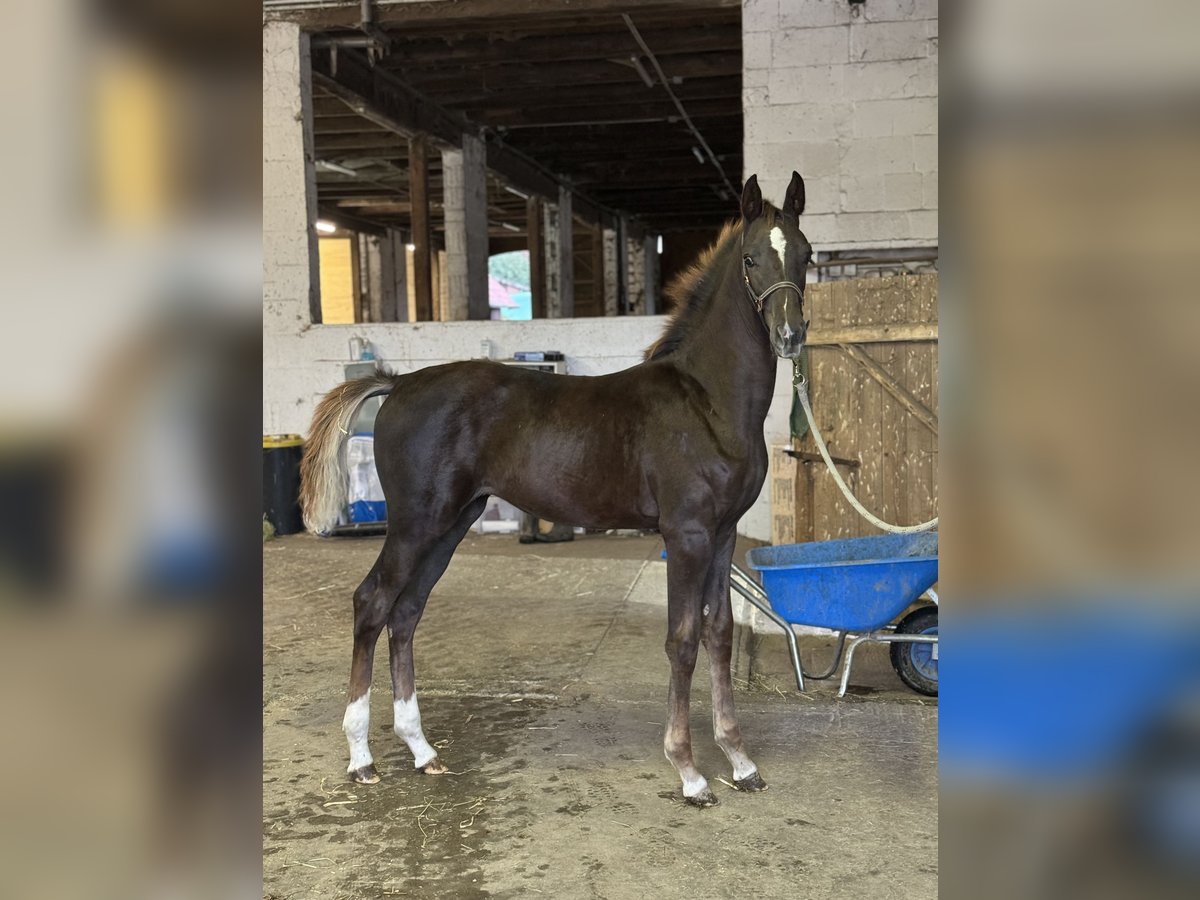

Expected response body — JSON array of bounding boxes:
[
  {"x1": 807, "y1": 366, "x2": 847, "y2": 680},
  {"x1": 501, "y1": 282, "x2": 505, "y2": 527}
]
[
  {"x1": 263, "y1": 318, "x2": 795, "y2": 541},
  {"x1": 743, "y1": 0, "x2": 938, "y2": 251}
]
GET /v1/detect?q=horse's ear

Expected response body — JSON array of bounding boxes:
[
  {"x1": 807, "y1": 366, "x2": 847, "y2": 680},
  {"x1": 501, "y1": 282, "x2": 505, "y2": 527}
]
[
  {"x1": 741, "y1": 174, "x2": 763, "y2": 222},
  {"x1": 783, "y1": 171, "x2": 806, "y2": 218}
]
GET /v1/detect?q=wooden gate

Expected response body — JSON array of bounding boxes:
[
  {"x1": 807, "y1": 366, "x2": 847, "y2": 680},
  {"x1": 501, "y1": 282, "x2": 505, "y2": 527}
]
[{"x1": 771, "y1": 273, "x2": 938, "y2": 544}]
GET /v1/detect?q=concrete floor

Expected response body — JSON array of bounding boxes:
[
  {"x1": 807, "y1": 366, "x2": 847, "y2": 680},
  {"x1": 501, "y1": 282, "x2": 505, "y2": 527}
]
[{"x1": 264, "y1": 532, "x2": 937, "y2": 900}]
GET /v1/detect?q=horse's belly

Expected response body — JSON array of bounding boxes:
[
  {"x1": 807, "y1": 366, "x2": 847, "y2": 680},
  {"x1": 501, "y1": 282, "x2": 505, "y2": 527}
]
[{"x1": 483, "y1": 440, "x2": 657, "y2": 530}]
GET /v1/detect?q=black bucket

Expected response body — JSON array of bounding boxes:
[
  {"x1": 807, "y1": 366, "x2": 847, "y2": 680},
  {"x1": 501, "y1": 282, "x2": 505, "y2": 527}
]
[{"x1": 263, "y1": 434, "x2": 305, "y2": 535}]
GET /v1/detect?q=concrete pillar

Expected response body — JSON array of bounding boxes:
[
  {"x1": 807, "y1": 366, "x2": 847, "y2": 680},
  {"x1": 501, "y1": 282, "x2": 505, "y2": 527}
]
[
  {"x1": 357, "y1": 232, "x2": 384, "y2": 322},
  {"x1": 441, "y1": 133, "x2": 490, "y2": 320},
  {"x1": 263, "y1": 21, "x2": 320, "y2": 327},
  {"x1": 384, "y1": 228, "x2": 407, "y2": 322},
  {"x1": 435, "y1": 248, "x2": 449, "y2": 321},
  {"x1": 643, "y1": 234, "x2": 659, "y2": 315},
  {"x1": 543, "y1": 201, "x2": 560, "y2": 317},
  {"x1": 556, "y1": 185, "x2": 575, "y2": 318},
  {"x1": 626, "y1": 232, "x2": 646, "y2": 315},
  {"x1": 602, "y1": 227, "x2": 618, "y2": 317}
]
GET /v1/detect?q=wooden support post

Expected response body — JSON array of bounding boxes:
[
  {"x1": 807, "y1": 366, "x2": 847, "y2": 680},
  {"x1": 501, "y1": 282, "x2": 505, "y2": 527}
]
[
  {"x1": 527, "y1": 196, "x2": 546, "y2": 319},
  {"x1": 838, "y1": 343, "x2": 939, "y2": 436},
  {"x1": 386, "y1": 228, "x2": 407, "y2": 321},
  {"x1": 409, "y1": 134, "x2": 434, "y2": 321}
]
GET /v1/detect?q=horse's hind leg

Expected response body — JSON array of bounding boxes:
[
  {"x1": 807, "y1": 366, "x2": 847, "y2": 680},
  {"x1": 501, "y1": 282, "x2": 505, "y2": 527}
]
[
  {"x1": 388, "y1": 497, "x2": 487, "y2": 775},
  {"x1": 702, "y1": 528, "x2": 766, "y2": 792},
  {"x1": 343, "y1": 535, "x2": 417, "y2": 784}
]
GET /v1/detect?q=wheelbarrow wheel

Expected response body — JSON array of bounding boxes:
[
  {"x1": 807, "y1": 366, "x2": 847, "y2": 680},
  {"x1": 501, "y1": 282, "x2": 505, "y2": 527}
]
[{"x1": 890, "y1": 606, "x2": 938, "y2": 697}]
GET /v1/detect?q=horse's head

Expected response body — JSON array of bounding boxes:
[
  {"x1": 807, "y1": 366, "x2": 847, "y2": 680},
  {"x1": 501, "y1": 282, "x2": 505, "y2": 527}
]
[{"x1": 739, "y1": 172, "x2": 811, "y2": 359}]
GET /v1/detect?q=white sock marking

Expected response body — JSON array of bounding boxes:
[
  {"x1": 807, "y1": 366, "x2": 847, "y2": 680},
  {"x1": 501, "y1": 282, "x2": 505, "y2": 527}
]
[
  {"x1": 770, "y1": 225, "x2": 787, "y2": 272},
  {"x1": 730, "y1": 753, "x2": 758, "y2": 781},
  {"x1": 343, "y1": 692, "x2": 373, "y2": 772},
  {"x1": 394, "y1": 695, "x2": 438, "y2": 769},
  {"x1": 681, "y1": 773, "x2": 710, "y2": 798}
]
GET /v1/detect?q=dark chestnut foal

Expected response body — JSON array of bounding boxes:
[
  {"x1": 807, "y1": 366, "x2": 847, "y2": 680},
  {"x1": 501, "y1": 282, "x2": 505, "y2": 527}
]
[{"x1": 301, "y1": 173, "x2": 811, "y2": 806}]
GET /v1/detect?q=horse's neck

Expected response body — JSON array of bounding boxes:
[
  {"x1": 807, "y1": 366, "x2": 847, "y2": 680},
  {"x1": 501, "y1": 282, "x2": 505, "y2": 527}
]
[{"x1": 676, "y1": 261, "x2": 778, "y2": 433}]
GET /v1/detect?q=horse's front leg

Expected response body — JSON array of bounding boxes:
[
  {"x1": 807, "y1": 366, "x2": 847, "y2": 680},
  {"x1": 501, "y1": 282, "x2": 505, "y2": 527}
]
[
  {"x1": 662, "y1": 524, "x2": 718, "y2": 807},
  {"x1": 702, "y1": 528, "x2": 767, "y2": 792}
]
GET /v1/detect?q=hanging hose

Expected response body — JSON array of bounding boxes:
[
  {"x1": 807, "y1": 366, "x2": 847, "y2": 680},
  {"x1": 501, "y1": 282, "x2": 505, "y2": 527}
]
[{"x1": 792, "y1": 360, "x2": 938, "y2": 534}]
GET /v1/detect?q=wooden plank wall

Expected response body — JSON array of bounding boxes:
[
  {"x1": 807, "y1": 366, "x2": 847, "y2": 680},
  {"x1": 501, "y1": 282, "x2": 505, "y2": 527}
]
[{"x1": 791, "y1": 274, "x2": 938, "y2": 541}]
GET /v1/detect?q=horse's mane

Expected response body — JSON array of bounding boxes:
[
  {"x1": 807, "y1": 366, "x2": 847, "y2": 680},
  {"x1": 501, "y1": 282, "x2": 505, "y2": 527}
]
[{"x1": 644, "y1": 204, "x2": 782, "y2": 361}]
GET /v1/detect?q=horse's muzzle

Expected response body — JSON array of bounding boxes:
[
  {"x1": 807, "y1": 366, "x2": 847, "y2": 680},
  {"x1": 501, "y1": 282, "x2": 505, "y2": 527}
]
[{"x1": 772, "y1": 319, "x2": 808, "y2": 359}]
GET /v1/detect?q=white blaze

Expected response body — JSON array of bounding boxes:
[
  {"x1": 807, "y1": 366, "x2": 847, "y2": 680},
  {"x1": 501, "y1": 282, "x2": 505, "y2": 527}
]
[
  {"x1": 343, "y1": 692, "x2": 373, "y2": 771},
  {"x1": 769, "y1": 225, "x2": 787, "y2": 272},
  {"x1": 394, "y1": 694, "x2": 438, "y2": 769}
]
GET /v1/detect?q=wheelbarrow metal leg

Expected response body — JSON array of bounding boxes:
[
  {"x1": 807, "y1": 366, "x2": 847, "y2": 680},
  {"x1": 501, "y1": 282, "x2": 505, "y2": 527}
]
[
  {"x1": 838, "y1": 633, "x2": 876, "y2": 698},
  {"x1": 838, "y1": 633, "x2": 939, "y2": 697}
]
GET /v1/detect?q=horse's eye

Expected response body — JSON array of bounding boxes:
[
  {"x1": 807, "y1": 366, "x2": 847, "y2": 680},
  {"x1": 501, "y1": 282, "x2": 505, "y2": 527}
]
[{"x1": 743, "y1": 255, "x2": 755, "y2": 268}]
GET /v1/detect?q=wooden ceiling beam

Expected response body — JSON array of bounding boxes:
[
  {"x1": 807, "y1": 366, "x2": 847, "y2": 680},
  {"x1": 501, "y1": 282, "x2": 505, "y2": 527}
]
[
  {"x1": 311, "y1": 48, "x2": 620, "y2": 229},
  {"x1": 522, "y1": 143, "x2": 741, "y2": 166},
  {"x1": 312, "y1": 114, "x2": 395, "y2": 135},
  {"x1": 383, "y1": 24, "x2": 740, "y2": 68},
  {"x1": 434, "y1": 75, "x2": 737, "y2": 111},
  {"x1": 481, "y1": 98, "x2": 740, "y2": 129},
  {"x1": 267, "y1": 0, "x2": 739, "y2": 30},
  {"x1": 306, "y1": 6, "x2": 736, "y2": 39},
  {"x1": 395, "y1": 53, "x2": 741, "y2": 92},
  {"x1": 314, "y1": 133, "x2": 410, "y2": 151},
  {"x1": 313, "y1": 51, "x2": 466, "y2": 148}
]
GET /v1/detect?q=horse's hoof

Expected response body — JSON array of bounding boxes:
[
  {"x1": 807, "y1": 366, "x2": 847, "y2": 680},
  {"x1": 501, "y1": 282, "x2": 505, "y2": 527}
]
[
  {"x1": 349, "y1": 764, "x2": 380, "y2": 784},
  {"x1": 421, "y1": 756, "x2": 448, "y2": 775},
  {"x1": 684, "y1": 787, "x2": 720, "y2": 808},
  {"x1": 733, "y1": 771, "x2": 768, "y2": 793}
]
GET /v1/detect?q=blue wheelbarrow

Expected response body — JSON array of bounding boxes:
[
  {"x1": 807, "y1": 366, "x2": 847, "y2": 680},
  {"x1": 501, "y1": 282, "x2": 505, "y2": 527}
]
[{"x1": 730, "y1": 532, "x2": 939, "y2": 697}]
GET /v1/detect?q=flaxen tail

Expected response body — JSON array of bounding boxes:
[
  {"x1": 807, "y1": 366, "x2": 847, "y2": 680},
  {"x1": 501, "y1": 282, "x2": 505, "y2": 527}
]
[{"x1": 299, "y1": 369, "x2": 397, "y2": 534}]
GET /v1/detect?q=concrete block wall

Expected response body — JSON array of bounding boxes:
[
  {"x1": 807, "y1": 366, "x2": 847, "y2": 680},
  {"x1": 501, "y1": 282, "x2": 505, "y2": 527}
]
[
  {"x1": 263, "y1": 21, "x2": 317, "y2": 334},
  {"x1": 626, "y1": 237, "x2": 646, "y2": 315},
  {"x1": 602, "y1": 228, "x2": 618, "y2": 317},
  {"x1": 743, "y1": 0, "x2": 938, "y2": 251}
]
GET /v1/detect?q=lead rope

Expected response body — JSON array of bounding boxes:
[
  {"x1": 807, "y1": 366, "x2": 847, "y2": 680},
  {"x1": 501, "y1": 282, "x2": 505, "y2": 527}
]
[{"x1": 792, "y1": 359, "x2": 938, "y2": 534}]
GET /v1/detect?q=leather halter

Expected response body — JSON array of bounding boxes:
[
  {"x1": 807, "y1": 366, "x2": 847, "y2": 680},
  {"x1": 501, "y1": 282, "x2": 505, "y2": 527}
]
[{"x1": 740, "y1": 236, "x2": 805, "y2": 324}]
